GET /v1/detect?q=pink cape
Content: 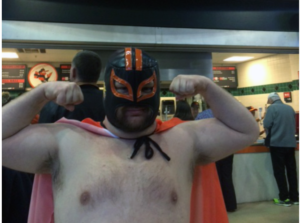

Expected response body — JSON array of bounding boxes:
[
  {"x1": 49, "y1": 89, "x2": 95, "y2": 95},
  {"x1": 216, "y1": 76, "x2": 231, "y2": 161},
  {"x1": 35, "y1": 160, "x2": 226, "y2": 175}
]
[{"x1": 28, "y1": 118, "x2": 228, "y2": 223}]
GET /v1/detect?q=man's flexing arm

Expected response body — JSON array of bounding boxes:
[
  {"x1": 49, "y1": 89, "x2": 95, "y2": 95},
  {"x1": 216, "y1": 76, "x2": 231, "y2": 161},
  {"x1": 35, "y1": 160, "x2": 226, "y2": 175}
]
[
  {"x1": 170, "y1": 75, "x2": 259, "y2": 164},
  {"x1": 2, "y1": 82, "x2": 84, "y2": 173}
]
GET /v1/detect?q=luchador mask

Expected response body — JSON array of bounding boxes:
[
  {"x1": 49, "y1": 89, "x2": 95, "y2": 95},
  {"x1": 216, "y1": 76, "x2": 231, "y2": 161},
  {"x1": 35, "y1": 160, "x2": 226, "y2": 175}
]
[{"x1": 104, "y1": 48, "x2": 160, "y2": 131}]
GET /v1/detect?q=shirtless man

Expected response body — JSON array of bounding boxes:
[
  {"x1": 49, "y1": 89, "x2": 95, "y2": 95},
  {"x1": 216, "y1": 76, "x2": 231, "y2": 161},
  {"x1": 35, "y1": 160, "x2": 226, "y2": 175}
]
[{"x1": 3, "y1": 48, "x2": 259, "y2": 223}]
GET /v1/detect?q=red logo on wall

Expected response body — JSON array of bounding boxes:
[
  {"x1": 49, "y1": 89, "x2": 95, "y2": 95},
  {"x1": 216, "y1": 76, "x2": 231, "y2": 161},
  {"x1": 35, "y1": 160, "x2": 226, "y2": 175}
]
[
  {"x1": 28, "y1": 63, "x2": 58, "y2": 88},
  {"x1": 283, "y1": 92, "x2": 292, "y2": 103},
  {"x1": 284, "y1": 92, "x2": 291, "y2": 98}
]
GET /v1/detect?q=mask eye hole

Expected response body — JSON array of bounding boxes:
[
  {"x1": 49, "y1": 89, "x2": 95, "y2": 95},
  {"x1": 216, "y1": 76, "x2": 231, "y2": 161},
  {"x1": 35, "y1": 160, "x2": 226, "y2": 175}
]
[
  {"x1": 115, "y1": 81, "x2": 130, "y2": 95},
  {"x1": 141, "y1": 81, "x2": 154, "y2": 95},
  {"x1": 137, "y1": 71, "x2": 157, "y2": 102},
  {"x1": 110, "y1": 69, "x2": 133, "y2": 101}
]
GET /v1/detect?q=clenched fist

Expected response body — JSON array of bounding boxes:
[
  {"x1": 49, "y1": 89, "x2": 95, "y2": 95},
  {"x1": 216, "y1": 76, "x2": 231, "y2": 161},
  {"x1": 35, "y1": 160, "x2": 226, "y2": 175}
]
[
  {"x1": 44, "y1": 82, "x2": 84, "y2": 111},
  {"x1": 169, "y1": 75, "x2": 209, "y2": 100}
]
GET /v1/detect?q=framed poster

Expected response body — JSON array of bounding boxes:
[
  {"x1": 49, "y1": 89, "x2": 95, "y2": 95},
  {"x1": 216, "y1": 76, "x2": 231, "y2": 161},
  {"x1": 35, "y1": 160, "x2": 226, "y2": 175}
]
[
  {"x1": 2, "y1": 64, "x2": 26, "y2": 90},
  {"x1": 28, "y1": 63, "x2": 58, "y2": 88}
]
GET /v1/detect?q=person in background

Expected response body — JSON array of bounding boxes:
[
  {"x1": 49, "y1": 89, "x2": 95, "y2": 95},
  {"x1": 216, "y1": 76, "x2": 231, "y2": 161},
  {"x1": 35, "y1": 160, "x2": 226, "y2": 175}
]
[
  {"x1": 263, "y1": 92, "x2": 298, "y2": 207},
  {"x1": 195, "y1": 104, "x2": 213, "y2": 120},
  {"x1": 246, "y1": 106, "x2": 265, "y2": 135},
  {"x1": 247, "y1": 106, "x2": 265, "y2": 122},
  {"x1": 246, "y1": 106, "x2": 258, "y2": 120},
  {"x1": 174, "y1": 100, "x2": 194, "y2": 121},
  {"x1": 2, "y1": 91, "x2": 12, "y2": 105},
  {"x1": 38, "y1": 50, "x2": 105, "y2": 123},
  {"x1": 2, "y1": 48, "x2": 259, "y2": 223},
  {"x1": 2, "y1": 91, "x2": 34, "y2": 223},
  {"x1": 190, "y1": 101, "x2": 200, "y2": 119},
  {"x1": 28, "y1": 50, "x2": 105, "y2": 223},
  {"x1": 196, "y1": 104, "x2": 237, "y2": 212}
]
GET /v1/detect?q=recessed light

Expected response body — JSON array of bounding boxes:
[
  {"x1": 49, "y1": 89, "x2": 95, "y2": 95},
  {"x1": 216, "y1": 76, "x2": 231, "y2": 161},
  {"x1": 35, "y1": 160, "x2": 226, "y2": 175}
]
[
  {"x1": 224, "y1": 56, "x2": 253, "y2": 62},
  {"x1": 2, "y1": 52, "x2": 19, "y2": 58}
]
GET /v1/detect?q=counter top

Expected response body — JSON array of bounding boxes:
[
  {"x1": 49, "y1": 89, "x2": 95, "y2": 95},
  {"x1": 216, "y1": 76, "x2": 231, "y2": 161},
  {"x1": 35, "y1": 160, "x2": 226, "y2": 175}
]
[{"x1": 236, "y1": 140, "x2": 299, "y2": 154}]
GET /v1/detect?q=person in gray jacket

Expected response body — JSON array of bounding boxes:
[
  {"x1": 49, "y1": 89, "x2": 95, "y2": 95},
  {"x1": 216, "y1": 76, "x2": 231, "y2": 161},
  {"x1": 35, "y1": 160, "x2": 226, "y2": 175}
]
[{"x1": 263, "y1": 92, "x2": 298, "y2": 207}]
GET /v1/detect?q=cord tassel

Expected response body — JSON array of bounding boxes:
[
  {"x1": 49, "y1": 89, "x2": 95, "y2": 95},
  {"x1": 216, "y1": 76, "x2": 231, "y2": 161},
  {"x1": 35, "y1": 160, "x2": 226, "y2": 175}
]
[
  {"x1": 144, "y1": 139, "x2": 154, "y2": 159},
  {"x1": 147, "y1": 137, "x2": 171, "y2": 161},
  {"x1": 130, "y1": 136, "x2": 170, "y2": 161}
]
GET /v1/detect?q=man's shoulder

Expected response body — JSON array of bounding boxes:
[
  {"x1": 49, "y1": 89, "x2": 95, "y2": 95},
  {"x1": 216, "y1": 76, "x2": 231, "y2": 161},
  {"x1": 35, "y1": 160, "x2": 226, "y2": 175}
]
[
  {"x1": 50, "y1": 122, "x2": 93, "y2": 135},
  {"x1": 54, "y1": 118, "x2": 116, "y2": 138},
  {"x1": 80, "y1": 85, "x2": 102, "y2": 94},
  {"x1": 80, "y1": 87, "x2": 104, "y2": 103},
  {"x1": 273, "y1": 102, "x2": 294, "y2": 110}
]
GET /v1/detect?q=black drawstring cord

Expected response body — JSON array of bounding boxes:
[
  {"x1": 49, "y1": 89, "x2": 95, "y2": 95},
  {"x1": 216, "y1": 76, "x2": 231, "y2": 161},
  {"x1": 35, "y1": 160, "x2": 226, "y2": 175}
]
[
  {"x1": 100, "y1": 122, "x2": 170, "y2": 161},
  {"x1": 131, "y1": 136, "x2": 171, "y2": 161}
]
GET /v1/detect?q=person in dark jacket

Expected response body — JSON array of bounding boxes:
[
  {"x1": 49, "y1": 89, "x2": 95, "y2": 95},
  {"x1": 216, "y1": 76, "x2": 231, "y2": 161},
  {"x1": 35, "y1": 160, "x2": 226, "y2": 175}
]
[
  {"x1": 263, "y1": 92, "x2": 298, "y2": 207},
  {"x1": 2, "y1": 92, "x2": 34, "y2": 223},
  {"x1": 2, "y1": 167, "x2": 33, "y2": 223},
  {"x1": 191, "y1": 101, "x2": 200, "y2": 119},
  {"x1": 174, "y1": 100, "x2": 194, "y2": 121},
  {"x1": 38, "y1": 50, "x2": 105, "y2": 123}
]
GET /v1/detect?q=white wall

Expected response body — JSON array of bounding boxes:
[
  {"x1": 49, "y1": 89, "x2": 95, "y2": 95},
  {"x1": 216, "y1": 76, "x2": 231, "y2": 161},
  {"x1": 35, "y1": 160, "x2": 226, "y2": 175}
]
[
  {"x1": 235, "y1": 54, "x2": 299, "y2": 113},
  {"x1": 289, "y1": 54, "x2": 300, "y2": 80},
  {"x1": 237, "y1": 54, "x2": 298, "y2": 87}
]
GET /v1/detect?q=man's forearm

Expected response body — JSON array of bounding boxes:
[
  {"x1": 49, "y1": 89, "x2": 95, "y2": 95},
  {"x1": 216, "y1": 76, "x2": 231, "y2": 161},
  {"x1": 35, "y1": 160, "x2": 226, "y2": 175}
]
[{"x1": 2, "y1": 83, "x2": 49, "y2": 139}]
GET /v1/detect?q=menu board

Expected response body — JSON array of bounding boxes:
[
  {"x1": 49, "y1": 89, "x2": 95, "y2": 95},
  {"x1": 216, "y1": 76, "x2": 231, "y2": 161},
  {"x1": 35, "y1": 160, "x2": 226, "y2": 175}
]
[
  {"x1": 59, "y1": 64, "x2": 71, "y2": 81},
  {"x1": 213, "y1": 66, "x2": 237, "y2": 88},
  {"x1": 2, "y1": 65, "x2": 26, "y2": 90}
]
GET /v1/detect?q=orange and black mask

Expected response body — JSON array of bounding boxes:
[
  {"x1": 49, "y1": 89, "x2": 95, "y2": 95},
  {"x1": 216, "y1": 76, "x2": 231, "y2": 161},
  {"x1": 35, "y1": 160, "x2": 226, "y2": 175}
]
[{"x1": 104, "y1": 48, "x2": 160, "y2": 131}]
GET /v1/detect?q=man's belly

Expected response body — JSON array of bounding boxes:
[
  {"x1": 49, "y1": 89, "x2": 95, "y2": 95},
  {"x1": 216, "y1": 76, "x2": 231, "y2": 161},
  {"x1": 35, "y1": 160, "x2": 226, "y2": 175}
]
[{"x1": 54, "y1": 198, "x2": 190, "y2": 223}]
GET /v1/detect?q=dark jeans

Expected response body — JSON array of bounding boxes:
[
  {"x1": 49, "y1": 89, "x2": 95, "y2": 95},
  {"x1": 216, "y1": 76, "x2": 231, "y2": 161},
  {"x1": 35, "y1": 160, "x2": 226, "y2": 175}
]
[
  {"x1": 216, "y1": 154, "x2": 237, "y2": 211},
  {"x1": 270, "y1": 147, "x2": 299, "y2": 201}
]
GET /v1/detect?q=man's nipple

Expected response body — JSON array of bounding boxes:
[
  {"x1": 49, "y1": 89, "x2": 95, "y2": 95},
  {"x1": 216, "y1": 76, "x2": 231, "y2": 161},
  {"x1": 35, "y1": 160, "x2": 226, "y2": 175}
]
[
  {"x1": 170, "y1": 190, "x2": 178, "y2": 204},
  {"x1": 80, "y1": 191, "x2": 91, "y2": 205}
]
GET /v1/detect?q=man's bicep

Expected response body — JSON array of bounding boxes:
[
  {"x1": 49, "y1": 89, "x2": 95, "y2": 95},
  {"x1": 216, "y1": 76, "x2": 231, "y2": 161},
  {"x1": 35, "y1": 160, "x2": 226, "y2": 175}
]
[
  {"x1": 2, "y1": 124, "x2": 58, "y2": 174},
  {"x1": 192, "y1": 119, "x2": 255, "y2": 164}
]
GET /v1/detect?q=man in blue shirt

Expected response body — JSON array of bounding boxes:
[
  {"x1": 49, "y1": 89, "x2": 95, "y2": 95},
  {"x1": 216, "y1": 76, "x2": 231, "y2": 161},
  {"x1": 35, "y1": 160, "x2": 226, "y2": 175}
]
[{"x1": 263, "y1": 92, "x2": 298, "y2": 207}]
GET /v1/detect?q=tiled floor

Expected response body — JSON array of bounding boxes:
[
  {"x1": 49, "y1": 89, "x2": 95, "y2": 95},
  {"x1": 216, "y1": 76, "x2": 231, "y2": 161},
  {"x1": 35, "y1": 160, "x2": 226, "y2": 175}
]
[{"x1": 228, "y1": 201, "x2": 299, "y2": 223}]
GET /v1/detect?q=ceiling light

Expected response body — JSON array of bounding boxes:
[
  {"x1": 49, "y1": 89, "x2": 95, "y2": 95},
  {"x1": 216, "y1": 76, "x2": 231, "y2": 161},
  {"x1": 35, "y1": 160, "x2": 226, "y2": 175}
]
[
  {"x1": 2, "y1": 52, "x2": 19, "y2": 58},
  {"x1": 223, "y1": 56, "x2": 253, "y2": 62}
]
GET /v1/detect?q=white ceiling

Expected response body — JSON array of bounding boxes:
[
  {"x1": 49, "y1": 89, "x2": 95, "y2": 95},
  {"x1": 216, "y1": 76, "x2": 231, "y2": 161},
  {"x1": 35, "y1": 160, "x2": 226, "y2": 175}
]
[{"x1": 2, "y1": 48, "x2": 275, "y2": 65}]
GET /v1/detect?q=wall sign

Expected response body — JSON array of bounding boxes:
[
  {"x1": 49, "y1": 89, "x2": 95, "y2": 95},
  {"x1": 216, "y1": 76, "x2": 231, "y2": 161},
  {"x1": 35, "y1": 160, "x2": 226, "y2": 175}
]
[
  {"x1": 2, "y1": 64, "x2": 26, "y2": 90},
  {"x1": 28, "y1": 63, "x2": 58, "y2": 88},
  {"x1": 59, "y1": 64, "x2": 71, "y2": 81},
  {"x1": 213, "y1": 66, "x2": 238, "y2": 88},
  {"x1": 283, "y1": 92, "x2": 292, "y2": 103}
]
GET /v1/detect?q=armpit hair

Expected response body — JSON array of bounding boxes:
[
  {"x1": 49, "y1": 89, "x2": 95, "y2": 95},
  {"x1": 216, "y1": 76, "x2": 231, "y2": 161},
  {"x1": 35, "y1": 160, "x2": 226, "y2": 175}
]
[
  {"x1": 38, "y1": 149, "x2": 63, "y2": 190},
  {"x1": 37, "y1": 151, "x2": 54, "y2": 173},
  {"x1": 190, "y1": 151, "x2": 212, "y2": 179}
]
